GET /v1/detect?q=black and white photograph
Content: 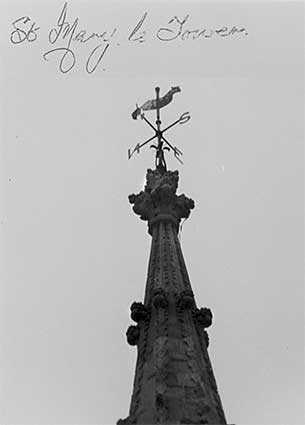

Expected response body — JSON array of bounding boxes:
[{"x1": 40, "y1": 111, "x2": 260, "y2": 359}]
[{"x1": 1, "y1": 1, "x2": 304, "y2": 424}]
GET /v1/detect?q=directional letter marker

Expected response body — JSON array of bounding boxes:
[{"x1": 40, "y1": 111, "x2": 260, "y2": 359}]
[{"x1": 128, "y1": 86, "x2": 191, "y2": 171}]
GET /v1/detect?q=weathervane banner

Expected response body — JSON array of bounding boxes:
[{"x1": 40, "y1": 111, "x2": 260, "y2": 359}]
[{"x1": 132, "y1": 86, "x2": 181, "y2": 119}]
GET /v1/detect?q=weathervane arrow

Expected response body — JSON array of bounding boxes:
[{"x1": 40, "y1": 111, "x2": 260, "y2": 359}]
[{"x1": 128, "y1": 86, "x2": 191, "y2": 172}]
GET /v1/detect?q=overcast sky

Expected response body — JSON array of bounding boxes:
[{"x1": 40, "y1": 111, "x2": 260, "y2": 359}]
[{"x1": 1, "y1": 1, "x2": 304, "y2": 424}]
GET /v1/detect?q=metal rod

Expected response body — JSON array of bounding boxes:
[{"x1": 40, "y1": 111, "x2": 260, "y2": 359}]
[
  {"x1": 160, "y1": 134, "x2": 183, "y2": 164},
  {"x1": 162, "y1": 117, "x2": 181, "y2": 134},
  {"x1": 138, "y1": 134, "x2": 158, "y2": 149},
  {"x1": 160, "y1": 134, "x2": 176, "y2": 152},
  {"x1": 141, "y1": 115, "x2": 158, "y2": 133},
  {"x1": 155, "y1": 87, "x2": 162, "y2": 149}
]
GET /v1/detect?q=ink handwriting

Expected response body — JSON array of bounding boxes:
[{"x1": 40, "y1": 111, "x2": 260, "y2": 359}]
[
  {"x1": 9, "y1": 3, "x2": 248, "y2": 75},
  {"x1": 10, "y1": 16, "x2": 40, "y2": 44},
  {"x1": 157, "y1": 15, "x2": 248, "y2": 41},
  {"x1": 128, "y1": 12, "x2": 147, "y2": 43},
  {"x1": 43, "y1": 2, "x2": 117, "y2": 73}
]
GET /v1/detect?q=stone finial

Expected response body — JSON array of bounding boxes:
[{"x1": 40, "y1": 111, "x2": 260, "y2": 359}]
[
  {"x1": 194, "y1": 307, "x2": 213, "y2": 328},
  {"x1": 144, "y1": 168, "x2": 179, "y2": 194},
  {"x1": 126, "y1": 325, "x2": 140, "y2": 346},
  {"x1": 128, "y1": 168, "x2": 194, "y2": 234},
  {"x1": 130, "y1": 302, "x2": 149, "y2": 322}
]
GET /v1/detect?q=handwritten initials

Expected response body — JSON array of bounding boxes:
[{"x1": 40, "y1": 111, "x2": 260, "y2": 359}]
[{"x1": 10, "y1": 16, "x2": 40, "y2": 44}]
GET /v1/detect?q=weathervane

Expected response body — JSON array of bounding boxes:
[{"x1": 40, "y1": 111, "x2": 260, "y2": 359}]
[{"x1": 128, "y1": 86, "x2": 191, "y2": 172}]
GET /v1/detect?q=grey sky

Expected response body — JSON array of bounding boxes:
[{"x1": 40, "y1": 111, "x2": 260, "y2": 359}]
[{"x1": 1, "y1": 1, "x2": 304, "y2": 424}]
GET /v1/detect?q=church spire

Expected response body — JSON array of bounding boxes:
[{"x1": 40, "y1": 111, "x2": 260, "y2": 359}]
[{"x1": 118, "y1": 88, "x2": 228, "y2": 424}]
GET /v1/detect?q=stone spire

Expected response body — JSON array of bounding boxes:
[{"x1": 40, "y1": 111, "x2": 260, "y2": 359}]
[{"x1": 118, "y1": 167, "x2": 228, "y2": 424}]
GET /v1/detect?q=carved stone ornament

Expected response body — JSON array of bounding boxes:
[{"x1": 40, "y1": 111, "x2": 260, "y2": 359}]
[
  {"x1": 128, "y1": 168, "x2": 194, "y2": 234},
  {"x1": 152, "y1": 288, "x2": 169, "y2": 308},
  {"x1": 116, "y1": 418, "x2": 130, "y2": 425},
  {"x1": 194, "y1": 307, "x2": 213, "y2": 328},
  {"x1": 130, "y1": 302, "x2": 149, "y2": 322},
  {"x1": 126, "y1": 325, "x2": 140, "y2": 346},
  {"x1": 177, "y1": 289, "x2": 195, "y2": 310},
  {"x1": 182, "y1": 417, "x2": 208, "y2": 424},
  {"x1": 203, "y1": 330, "x2": 210, "y2": 348},
  {"x1": 116, "y1": 416, "x2": 136, "y2": 425}
]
